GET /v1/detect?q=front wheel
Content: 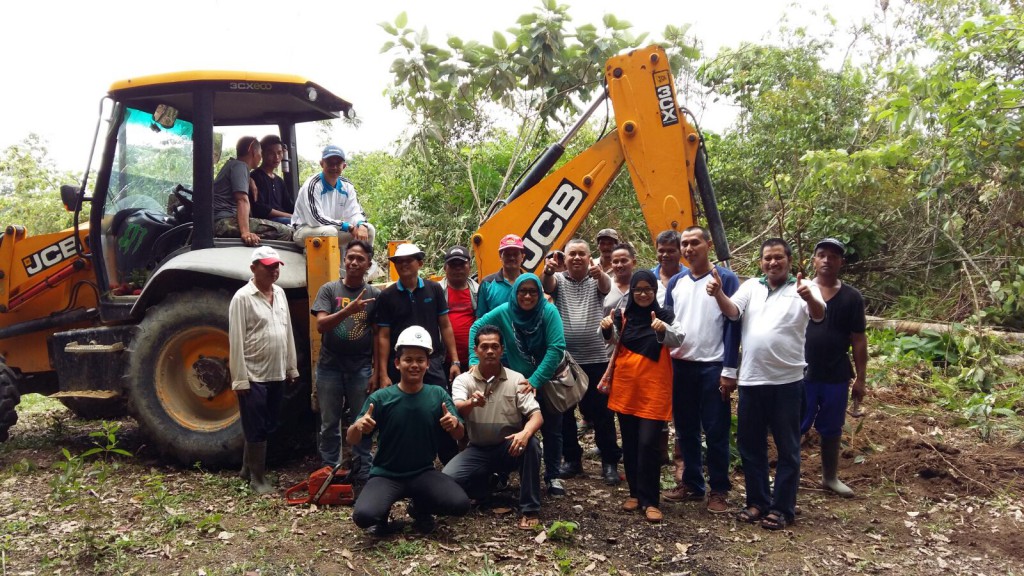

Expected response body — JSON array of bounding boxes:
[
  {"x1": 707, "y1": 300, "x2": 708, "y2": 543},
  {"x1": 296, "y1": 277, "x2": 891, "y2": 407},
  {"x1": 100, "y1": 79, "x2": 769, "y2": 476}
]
[
  {"x1": 126, "y1": 290, "x2": 242, "y2": 467},
  {"x1": 0, "y1": 361, "x2": 20, "y2": 443}
]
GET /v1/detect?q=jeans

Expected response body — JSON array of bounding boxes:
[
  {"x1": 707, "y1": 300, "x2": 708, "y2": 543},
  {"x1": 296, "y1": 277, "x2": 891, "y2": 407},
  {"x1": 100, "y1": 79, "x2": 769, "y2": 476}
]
[
  {"x1": 317, "y1": 363, "x2": 372, "y2": 481},
  {"x1": 737, "y1": 380, "x2": 803, "y2": 521},
  {"x1": 801, "y1": 380, "x2": 850, "y2": 438},
  {"x1": 442, "y1": 436, "x2": 541, "y2": 513},
  {"x1": 352, "y1": 469, "x2": 470, "y2": 528},
  {"x1": 618, "y1": 413, "x2": 663, "y2": 508},
  {"x1": 671, "y1": 360, "x2": 732, "y2": 495},
  {"x1": 537, "y1": 387, "x2": 564, "y2": 482},
  {"x1": 237, "y1": 380, "x2": 284, "y2": 443},
  {"x1": 562, "y1": 361, "x2": 621, "y2": 465}
]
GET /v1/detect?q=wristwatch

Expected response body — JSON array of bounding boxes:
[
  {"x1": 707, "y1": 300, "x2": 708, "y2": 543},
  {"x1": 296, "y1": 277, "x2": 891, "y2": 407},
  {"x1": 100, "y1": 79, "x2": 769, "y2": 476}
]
[{"x1": 452, "y1": 361, "x2": 462, "y2": 367}]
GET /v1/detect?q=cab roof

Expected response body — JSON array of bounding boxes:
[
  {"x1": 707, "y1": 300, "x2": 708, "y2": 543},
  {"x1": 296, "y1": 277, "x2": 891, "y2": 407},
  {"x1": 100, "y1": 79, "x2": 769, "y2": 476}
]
[{"x1": 108, "y1": 71, "x2": 353, "y2": 126}]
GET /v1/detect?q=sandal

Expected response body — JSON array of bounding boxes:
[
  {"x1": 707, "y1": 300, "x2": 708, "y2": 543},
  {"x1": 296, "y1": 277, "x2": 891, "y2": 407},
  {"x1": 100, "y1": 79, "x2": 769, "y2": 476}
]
[
  {"x1": 518, "y1": 513, "x2": 540, "y2": 530},
  {"x1": 736, "y1": 506, "x2": 763, "y2": 523},
  {"x1": 760, "y1": 510, "x2": 788, "y2": 531},
  {"x1": 643, "y1": 506, "x2": 663, "y2": 523},
  {"x1": 622, "y1": 497, "x2": 639, "y2": 512}
]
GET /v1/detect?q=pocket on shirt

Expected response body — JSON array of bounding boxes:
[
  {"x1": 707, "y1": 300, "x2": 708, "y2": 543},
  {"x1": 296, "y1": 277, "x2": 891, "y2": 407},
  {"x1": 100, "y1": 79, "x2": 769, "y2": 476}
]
[{"x1": 499, "y1": 392, "x2": 518, "y2": 419}]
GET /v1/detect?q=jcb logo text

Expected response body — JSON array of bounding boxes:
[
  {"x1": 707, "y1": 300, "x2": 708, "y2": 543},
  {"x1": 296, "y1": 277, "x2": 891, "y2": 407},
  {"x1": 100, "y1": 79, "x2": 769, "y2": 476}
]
[
  {"x1": 521, "y1": 180, "x2": 587, "y2": 269},
  {"x1": 23, "y1": 235, "x2": 78, "y2": 276}
]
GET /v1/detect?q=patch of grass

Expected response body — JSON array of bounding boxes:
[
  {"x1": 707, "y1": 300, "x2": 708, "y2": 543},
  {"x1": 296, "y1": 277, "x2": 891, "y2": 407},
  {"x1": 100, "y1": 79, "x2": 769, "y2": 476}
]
[
  {"x1": 15, "y1": 392, "x2": 64, "y2": 415},
  {"x1": 379, "y1": 538, "x2": 426, "y2": 560}
]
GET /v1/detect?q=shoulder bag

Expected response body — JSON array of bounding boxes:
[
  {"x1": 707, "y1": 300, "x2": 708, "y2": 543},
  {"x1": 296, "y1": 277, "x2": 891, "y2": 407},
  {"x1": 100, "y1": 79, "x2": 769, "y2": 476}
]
[{"x1": 542, "y1": 351, "x2": 589, "y2": 413}]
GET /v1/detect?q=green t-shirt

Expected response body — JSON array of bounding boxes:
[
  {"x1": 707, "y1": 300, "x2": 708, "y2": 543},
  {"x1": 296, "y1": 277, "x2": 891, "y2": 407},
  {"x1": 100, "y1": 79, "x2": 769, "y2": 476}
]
[{"x1": 358, "y1": 384, "x2": 461, "y2": 479}]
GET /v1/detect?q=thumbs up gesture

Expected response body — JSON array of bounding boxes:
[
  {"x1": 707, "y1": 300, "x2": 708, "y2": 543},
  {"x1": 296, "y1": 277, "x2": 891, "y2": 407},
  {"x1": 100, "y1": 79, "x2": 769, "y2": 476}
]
[
  {"x1": 705, "y1": 267, "x2": 723, "y2": 296},
  {"x1": 650, "y1": 310, "x2": 667, "y2": 333},
  {"x1": 439, "y1": 402, "x2": 459, "y2": 432},
  {"x1": 795, "y1": 272, "x2": 812, "y2": 301},
  {"x1": 356, "y1": 403, "x2": 376, "y2": 434}
]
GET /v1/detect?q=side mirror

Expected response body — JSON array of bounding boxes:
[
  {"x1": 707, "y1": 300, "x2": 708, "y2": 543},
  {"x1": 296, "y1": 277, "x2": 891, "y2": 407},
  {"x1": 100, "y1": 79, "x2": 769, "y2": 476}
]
[{"x1": 60, "y1": 185, "x2": 81, "y2": 212}]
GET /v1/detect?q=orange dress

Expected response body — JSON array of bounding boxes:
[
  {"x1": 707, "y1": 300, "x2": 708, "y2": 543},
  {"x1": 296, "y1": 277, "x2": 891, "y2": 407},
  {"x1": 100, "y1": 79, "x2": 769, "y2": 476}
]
[{"x1": 606, "y1": 345, "x2": 673, "y2": 421}]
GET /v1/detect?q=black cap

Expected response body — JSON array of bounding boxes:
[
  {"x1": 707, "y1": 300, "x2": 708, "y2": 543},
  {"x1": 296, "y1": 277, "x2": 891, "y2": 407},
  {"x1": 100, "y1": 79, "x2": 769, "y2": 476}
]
[
  {"x1": 444, "y1": 245, "x2": 471, "y2": 263},
  {"x1": 814, "y1": 237, "x2": 846, "y2": 256}
]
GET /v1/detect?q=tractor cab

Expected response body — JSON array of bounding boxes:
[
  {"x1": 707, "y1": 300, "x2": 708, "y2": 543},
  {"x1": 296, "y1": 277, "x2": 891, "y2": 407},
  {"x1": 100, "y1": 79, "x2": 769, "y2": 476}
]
[{"x1": 69, "y1": 72, "x2": 354, "y2": 320}]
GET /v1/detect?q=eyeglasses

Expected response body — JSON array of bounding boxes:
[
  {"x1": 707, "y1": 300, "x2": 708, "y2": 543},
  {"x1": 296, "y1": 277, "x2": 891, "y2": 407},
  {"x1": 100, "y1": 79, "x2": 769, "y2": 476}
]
[
  {"x1": 517, "y1": 289, "x2": 540, "y2": 297},
  {"x1": 632, "y1": 287, "x2": 656, "y2": 296}
]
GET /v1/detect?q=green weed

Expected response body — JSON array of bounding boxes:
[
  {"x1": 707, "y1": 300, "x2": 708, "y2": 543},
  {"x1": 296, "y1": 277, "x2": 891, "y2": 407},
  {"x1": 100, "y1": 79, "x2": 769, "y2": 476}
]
[{"x1": 546, "y1": 520, "x2": 579, "y2": 541}]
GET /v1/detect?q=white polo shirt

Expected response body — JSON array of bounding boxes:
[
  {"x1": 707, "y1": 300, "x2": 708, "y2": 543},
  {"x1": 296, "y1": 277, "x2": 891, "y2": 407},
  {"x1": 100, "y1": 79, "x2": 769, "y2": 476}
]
[{"x1": 729, "y1": 277, "x2": 825, "y2": 386}]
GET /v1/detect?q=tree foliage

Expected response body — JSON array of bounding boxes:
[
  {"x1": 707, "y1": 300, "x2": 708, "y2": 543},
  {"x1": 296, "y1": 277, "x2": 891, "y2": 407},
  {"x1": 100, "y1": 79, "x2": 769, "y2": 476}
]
[{"x1": 0, "y1": 134, "x2": 76, "y2": 235}]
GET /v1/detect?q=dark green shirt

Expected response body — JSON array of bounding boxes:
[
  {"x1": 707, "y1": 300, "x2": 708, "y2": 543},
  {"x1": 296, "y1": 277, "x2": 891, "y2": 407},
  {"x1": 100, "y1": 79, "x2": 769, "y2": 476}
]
[{"x1": 357, "y1": 384, "x2": 461, "y2": 479}]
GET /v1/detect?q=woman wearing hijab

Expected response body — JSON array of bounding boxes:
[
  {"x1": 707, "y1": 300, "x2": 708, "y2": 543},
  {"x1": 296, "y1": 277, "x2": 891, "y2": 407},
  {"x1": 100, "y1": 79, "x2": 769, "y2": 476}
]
[
  {"x1": 469, "y1": 273, "x2": 568, "y2": 496},
  {"x1": 601, "y1": 269, "x2": 683, "y2": 522}
]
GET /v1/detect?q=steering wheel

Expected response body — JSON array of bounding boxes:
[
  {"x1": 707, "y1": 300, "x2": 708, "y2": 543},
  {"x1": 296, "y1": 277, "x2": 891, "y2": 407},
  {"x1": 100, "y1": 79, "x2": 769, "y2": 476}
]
[
  {"x1": 173, "y1": 185, "x2": 194, "y2": 210},
  {"x1": 170, "y1": 184, "x2": 195, "y2": 224}
]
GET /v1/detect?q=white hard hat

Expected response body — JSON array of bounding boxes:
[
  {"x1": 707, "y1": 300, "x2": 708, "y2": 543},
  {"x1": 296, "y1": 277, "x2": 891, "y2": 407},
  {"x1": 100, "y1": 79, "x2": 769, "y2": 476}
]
[
  {"x1": 390, "y1": 243, "x2": 425, "y2": 260},
  {"x1": 395, "y1": 325, "x2": 433, "y2": 353}
]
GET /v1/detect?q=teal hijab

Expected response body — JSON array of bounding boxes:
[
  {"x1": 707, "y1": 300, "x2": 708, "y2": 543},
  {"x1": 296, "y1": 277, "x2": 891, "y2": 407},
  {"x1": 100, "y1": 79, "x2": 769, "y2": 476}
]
[{"x1": 508, "y1": 273, "x2": 549, "y2": 356}]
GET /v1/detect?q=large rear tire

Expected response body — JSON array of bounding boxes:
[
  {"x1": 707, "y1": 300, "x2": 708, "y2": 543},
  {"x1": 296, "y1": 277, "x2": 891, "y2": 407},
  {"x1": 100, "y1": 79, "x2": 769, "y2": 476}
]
[
  {"x1": 0, "y1": 361, "x2": 21, "y2": 443},
  {"x1": 126, "y1": 290, "x2": 242, "y2": 468}
]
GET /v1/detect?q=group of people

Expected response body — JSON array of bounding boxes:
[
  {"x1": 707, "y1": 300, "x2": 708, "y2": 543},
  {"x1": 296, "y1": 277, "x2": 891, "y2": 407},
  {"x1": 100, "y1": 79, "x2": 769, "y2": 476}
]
[
  {"x1": 213, "y1": 138, "x2": 375, "y2": 254},
  {"x1": 225, "y1": 140, "x2": 868, "y2": 535}
]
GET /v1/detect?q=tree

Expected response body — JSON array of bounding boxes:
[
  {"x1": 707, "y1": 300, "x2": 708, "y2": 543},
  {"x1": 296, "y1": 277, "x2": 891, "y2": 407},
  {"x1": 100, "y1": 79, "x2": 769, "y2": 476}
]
[
  {"x1": 380, "y1": 1, "x2": 699, "y2": 228},
  {"x1": 0, "y1": 134, "x2": 77, "y2": 235}
]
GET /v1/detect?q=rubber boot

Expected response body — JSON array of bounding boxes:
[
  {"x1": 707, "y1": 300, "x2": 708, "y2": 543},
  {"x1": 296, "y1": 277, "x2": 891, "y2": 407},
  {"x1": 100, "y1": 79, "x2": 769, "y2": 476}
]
[
  {"x1": 238, "y1": 445, "x2": 250, "y2": 482},
  {"x1": 246, "y1": 441, "x2": 275, "y2": 495},
  {"x1": 821, "y1": 436, "x2": 854, "y2": 498}
]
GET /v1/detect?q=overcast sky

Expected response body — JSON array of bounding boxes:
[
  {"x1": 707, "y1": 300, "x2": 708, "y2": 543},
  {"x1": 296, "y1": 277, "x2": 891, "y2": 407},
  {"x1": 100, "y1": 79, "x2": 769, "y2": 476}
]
[{"x1": 1, "y1": 0, "x2": 877, "y2": 172}]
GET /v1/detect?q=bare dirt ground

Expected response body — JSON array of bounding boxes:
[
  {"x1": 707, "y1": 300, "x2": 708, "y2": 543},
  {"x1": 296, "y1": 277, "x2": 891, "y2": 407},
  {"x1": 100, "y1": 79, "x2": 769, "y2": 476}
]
[{"x1": 1, "y1": 381, "x2": 1022, "y2": 576}]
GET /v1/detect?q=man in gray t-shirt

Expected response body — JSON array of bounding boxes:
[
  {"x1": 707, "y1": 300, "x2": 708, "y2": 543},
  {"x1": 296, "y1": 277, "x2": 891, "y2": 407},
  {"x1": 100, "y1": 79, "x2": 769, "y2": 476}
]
[
  {"x1": 212, "y1": 136, "x2": 293, "y2": 245},
  {"x1": 311, "y1": 240, "x2": 380, "y2": 480},
  {"x1": 542, "y1": 238, "x2": 622, "y2": 486}
]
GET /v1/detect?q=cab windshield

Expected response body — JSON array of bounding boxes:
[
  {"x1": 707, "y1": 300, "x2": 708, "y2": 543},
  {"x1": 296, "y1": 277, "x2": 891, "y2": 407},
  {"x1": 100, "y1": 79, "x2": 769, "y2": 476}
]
[{"x1": 103, "y1": 107, "x2": 194, "y2": 215}]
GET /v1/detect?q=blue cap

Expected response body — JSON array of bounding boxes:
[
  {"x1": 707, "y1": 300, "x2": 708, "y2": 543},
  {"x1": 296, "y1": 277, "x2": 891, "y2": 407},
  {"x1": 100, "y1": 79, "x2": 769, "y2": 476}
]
[{"x1": 322, "y1": 145, "x2": 346, "y2": 160}]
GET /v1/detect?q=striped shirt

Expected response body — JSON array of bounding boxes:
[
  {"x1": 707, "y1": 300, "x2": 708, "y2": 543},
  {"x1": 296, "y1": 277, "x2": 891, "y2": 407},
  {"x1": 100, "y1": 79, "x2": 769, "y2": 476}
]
[
  {"x1": 291, "y1": 173, "x2": 367, "y2": 230},
  {"x1": 549, "y1": 272, "x2": 609, "y2": 364}
]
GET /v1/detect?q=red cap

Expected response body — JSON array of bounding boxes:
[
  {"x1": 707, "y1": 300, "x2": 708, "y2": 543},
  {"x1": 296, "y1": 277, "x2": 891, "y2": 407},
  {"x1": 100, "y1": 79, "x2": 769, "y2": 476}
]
[{"x1": 498, "y1": 234, "x2": 525, "y2": 252}]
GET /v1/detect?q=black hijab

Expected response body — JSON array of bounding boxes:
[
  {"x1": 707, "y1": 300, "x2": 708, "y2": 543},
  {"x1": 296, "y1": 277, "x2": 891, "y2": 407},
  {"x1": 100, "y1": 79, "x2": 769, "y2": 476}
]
[{"x1": 617, "y1": 270, "x2": 675, "y2": 361}]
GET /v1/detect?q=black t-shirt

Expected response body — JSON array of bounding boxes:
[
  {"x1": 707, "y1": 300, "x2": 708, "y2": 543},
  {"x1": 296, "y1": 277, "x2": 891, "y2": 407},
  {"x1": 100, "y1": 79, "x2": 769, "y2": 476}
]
[
  {"x1": 805, "y1": 283, "x2": 866, "y2": 382},
  {"x1": 249, "y1": 169, "x2": 292, "y2": 218},
  {"x1": 375, "y1": 278, "x2": 449, "y2": 359},
  {"x1": 311, "y1": 281, "x2": 380, "y2": 370}
]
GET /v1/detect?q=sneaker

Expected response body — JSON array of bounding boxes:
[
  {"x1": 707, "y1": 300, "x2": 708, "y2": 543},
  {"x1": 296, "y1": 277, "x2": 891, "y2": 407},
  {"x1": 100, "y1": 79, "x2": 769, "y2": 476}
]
[
  {"x1": 663, "y1": 484, "x2": 704, "y2": 503},
  {"x1": 559, "y1": 460, "x2": 583, "y2": 479},
  {"x1": 546, "y1": 478, "x2": 566, "y2": 497},
  {"x1": 366, "y1": 261, "x2": 384, "y2": 281},
  {"x1": 602, "y1": 463, "x2": 621, "y2": 486},
  {"x1": 707, "y1": 491, "x2": 730, "y2": 514}
]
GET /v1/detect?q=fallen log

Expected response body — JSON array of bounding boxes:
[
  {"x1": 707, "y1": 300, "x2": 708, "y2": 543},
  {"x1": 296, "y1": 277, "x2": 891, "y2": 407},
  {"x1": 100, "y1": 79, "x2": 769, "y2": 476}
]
[{"x1": 866, "y1": 316, "x2": 1024, "y2": 343}]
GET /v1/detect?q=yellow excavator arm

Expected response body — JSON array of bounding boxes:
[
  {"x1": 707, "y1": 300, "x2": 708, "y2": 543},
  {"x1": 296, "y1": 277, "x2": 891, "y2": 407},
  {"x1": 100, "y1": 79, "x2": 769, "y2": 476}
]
[{"x1": 472, "y1": 45, "x2": 729, "y2": 277}]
